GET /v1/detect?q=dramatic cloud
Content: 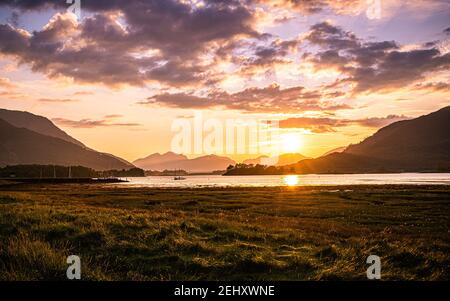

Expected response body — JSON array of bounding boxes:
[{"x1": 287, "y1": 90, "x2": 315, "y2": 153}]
[
  {"x1": 279, "y1": 115, "x2": 409, "y2": 132},
  {"x1": 306, "y1": 22, "x2": 360, "y2": 50},
  {"x1": 52, "y1": 117, "x2": 141, "y2": 128},
  {"x1": 0, "y1": 1, "x2": 261, "y2": 87},
  {"x1": 0, "y1": 0, "x2": 448, "y2": 108},
  {"x1": 141, "y1": 83, "x2": 350, "y2": 113},
  {"x1": 415, "y1": 82, "x2": 450, "y2": 92},
  {"x1": 279, "y1": 116, "x2": 351, "y2": 133},
  {"x1": 304, "y1": 22, "x2": 450, "y2": 94},
  {"x1": 257, "y1": 0, "x2": 365, "y2": 16},
  {"x1": 258, "y1": 0, "x2": 449, "y2": 17},
  {"x1": 236, "y1": 38, "x2": 301, "y2": 75}
]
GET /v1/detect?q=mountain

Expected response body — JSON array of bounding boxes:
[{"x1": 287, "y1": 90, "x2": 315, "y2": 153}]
[
  {"x1": 133, "y1": 153, "x2": 235, "y2": 173},
  {"x1": 287, "y1": 106, "x2": 450, "y2": 173},
  {"x1": 0, "y1": 116, "x2": 134, "y2": 171},
  {"x1": 243, "y1": 153, "x2": 309, "y2": 166},
  {"x1": 183, "y1": 155, "x2": 235, "y2": 173},
  {"x1": 344, "y1": 106, "x2": 450, "y2": 168},
  {"x1": 133, "y1": 152, "x2": 187, "y2": 170},
  {"x1": 0, "y1": 109, "x2": 85, "y2": 147}
]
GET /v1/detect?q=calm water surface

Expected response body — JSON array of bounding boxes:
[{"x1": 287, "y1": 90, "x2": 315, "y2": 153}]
[{"x1": 118, "y1": 173, "x2": 450, "y2": 188}]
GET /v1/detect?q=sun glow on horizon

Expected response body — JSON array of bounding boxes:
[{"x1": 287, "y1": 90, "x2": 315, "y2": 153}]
[{"x1": 281, "y1": 133, "x2": 303, "y2": 153}]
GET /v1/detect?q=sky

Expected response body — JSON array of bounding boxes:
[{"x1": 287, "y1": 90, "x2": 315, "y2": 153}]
[{"x1": 0, "y1": 0, "x2": 449, "y2": 162}]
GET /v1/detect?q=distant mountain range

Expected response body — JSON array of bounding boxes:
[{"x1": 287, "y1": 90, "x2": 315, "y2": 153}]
[
  {"x1": 285, "y1": 106, "x2": 450, "y2": 173},
  {"x1": 3, "y1": 106, "x2": 449, "y2": 174},
  {"x1": 133, "y1": 152, "x2": 235, "y2": 173},
  {"x1": 0, "y1": 109, "x2": 134, "y2": 170},
  {"x1": 134, "y1": 152, "x2": 311, "y2": 173}
]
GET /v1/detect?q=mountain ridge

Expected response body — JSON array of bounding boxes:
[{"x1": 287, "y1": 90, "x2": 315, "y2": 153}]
[
  {"x1": 133, "y1": 152, "x2": 235, "y2": 173},
  {"x1": 0, "y1": 109, "x2": 85, "y2": 147},
  {"x1": 0, "y1": 110, "x2": 135, "y2": 171}
]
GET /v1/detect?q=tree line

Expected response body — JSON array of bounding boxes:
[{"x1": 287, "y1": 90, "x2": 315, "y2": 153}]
[{"x1": 0, "y1": 165, "x2": 145, "y2": 178}]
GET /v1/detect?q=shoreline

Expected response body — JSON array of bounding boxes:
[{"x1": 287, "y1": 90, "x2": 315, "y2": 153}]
[{"x1": 0, "y1": 177, "x2": 128, "y2": 184}]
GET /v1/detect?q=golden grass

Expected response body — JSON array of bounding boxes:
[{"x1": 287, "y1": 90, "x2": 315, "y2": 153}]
[{"x1": 0, "y1": 184, "x2": 449, "y2": 280}]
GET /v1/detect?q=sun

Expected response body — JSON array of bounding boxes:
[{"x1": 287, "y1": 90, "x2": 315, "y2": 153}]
[{"x1": 281, "y1": 133, "x2": 302, "y2": 153}]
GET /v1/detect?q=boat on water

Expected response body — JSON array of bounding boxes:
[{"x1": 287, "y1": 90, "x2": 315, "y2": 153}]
[{"x1": 174, "y1": 169, "x2": 187, "y2": 181}]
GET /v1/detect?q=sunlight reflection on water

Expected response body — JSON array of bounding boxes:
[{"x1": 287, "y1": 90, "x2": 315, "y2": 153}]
[
  {"x1": 117, "y1": 173, "x2": 450, "y2": 188},
  {"x1": 283, "y1": 175, "x2": 299, "y2": 186}
]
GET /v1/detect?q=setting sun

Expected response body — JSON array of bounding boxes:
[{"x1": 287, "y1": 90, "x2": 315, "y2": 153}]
[{"x1": 281, "y1": 133, "x2": 303, "y2": 153}]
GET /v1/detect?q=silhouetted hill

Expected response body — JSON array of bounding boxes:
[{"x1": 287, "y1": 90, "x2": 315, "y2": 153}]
[
  {"x1": 291, "y1": 106, "x2": 450, "y2": 173},
  {"x1": 0, "y1": 109, "x2": 85, "y2": 147},
  {"x1": 133, "y1": 152, "x2": 187, "y2": 170},
  {"x1": 343, "y1": 106, "x2": 450, "y2": 169},
  {"x1": 0, "y1": 119, "x2": 134, "y2": 170},
  {"x1": 181, "y1": 155, "x2": 235, "y2": 173},
  {"x1": 286, "y1": 153, "x2": 391, "y2": 174}
]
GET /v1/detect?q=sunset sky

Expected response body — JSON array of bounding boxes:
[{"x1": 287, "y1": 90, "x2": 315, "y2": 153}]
[{"x1": 0, "y1": 0, "x2": 449, "y2": 162}]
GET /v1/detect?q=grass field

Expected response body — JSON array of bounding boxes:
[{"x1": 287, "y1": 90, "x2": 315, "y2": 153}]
[{"x1": 0, "y1": 183, "x2": 449, "y2": 280}]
